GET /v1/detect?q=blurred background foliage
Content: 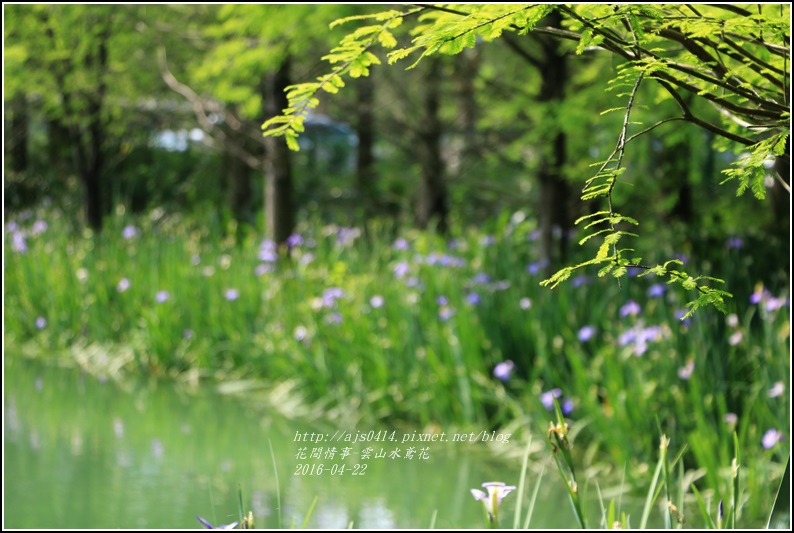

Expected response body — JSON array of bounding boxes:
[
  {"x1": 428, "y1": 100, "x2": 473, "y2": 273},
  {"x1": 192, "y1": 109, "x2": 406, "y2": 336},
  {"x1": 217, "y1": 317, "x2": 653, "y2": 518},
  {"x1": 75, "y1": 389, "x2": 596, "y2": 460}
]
[{"x1": 3, "y1": 4, "x2": 788, "y2": 266}]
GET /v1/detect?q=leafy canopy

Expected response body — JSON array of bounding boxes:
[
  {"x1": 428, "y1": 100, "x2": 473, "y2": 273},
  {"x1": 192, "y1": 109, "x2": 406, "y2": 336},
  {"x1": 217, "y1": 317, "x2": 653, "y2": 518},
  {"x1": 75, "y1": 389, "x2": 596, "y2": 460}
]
[{"x1": 261, "y1": 4, "x2": 790, "y2": 317}]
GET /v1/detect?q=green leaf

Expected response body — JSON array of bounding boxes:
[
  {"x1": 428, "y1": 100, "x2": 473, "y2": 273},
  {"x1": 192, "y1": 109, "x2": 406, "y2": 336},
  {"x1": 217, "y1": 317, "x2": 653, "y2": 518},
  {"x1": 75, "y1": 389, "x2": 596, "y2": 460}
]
[
  {"x1": 767, "y1": 458, "x2": 790, "y2": 529},
  {"x1": 285, "y1": 132, "x2": 299, "y2": 151},
  {"x1": 378, "y1": 29, "x2": 397, "y2": 48}
]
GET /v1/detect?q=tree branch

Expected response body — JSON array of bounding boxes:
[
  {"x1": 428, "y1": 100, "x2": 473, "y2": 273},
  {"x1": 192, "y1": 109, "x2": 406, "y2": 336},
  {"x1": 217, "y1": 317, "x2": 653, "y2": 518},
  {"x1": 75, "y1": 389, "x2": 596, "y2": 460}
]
[
  {"x1": 157, "y1": 47, "x2": 262, "y2": 169},
  {"x1": 704, "y1": 4, "x2": 752, "y2": 17},
  {"x1": 655, "y1": 79, "x2": 757, "y2": 146},
  {"x1": 500, "y1": 33, "x2": 543, "y2": 70}
]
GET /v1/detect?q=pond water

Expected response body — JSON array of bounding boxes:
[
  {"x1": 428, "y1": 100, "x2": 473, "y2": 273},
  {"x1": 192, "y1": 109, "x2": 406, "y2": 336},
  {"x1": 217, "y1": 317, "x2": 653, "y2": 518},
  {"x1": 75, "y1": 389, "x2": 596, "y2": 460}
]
[{"x1": 4, "y1": 355, "x2": 592, "y2": 529}]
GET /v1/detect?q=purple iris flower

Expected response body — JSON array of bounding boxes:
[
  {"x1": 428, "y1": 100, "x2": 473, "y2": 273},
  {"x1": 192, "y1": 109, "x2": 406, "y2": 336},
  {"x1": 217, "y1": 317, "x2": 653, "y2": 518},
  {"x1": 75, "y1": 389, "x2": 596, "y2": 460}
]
[
  {"x1": 762, "y1": 429, "x2": 782, "y2": 449},
  {"x1": 258, "y1": 248, "x2": 278, "y2": 262},
  {"x1": 322, "y1": 287, "x2": 345, "y2": 307},
  {"x1": 466, "y1": 292, "x2": 481, "y2": 306},
  {"x1": 122, "y1": 225, "x2": 139, "y2": 240},
  {"x1": 620, "y1": 300, "x2": 641, "y2": 317},
  {"x1": 749, "y1": 287, "x2": 767, "y2": 305},
  {"x1": 561, "y1": 397, "x2": 574, "y2": 415},
  {"x1": 526, "y1": 258, "x2": 549, "y2": 275},
  {"x1": 675, "y1": 309, "x2": 692, "y2": 326},
  {"x1": 540, "y1": 388, "x2": 563, "y2": 411},
  {"x1": 336, "y1": 227, "x2": 361, "y2": 246},
  {"x1": 325, "y1": 312, "x2": 343, "y2": 325},
  {"x1": 648, "y1": 284, "x2": 666, "y2": 298},
  {"x1": 224, "y1": 289, "x2": 240, "y2": 301},
  {"x1": 493, "y1": 360, "x2": 515, "y2": 382},
  {"x1": 155, "y1": 290, "x2": 170, "y2": 303},
  {"x1": 726, "y1": 237, "x2": 744, "y2": 249},
  {"x1": 440, "y1": 254, "x2": 466, "y2": 268},
  {"x1": 578, "y1": 325, "x2": 596, "y2": 342},
  {"x1": 392, "y1": 237, "x2": 409, "y2": 250},
  {"x1": 471, "y1": 272, "x2": 492, "y2": 285},
  {"x1": 571, "y1": 275, "x2": 590, "y2": 288},
  {"x1": 765, "y1": 296, "x2": 787, "y2": 312},
  {"x1": 12, "y1": 232, "x2": 27, "y2": 253},
  {"x1": 31, "y1": 220, "x2": 48, "y2": 235},
  {"x1": 286, "y1": 233, "x2": 303, "y2": 248},
  {"x1": 196, "y1": 516, "x2": 239, "y2": 530},
  {"x1": 393, "y1": 261, "x2": 410, "y2": 278}
]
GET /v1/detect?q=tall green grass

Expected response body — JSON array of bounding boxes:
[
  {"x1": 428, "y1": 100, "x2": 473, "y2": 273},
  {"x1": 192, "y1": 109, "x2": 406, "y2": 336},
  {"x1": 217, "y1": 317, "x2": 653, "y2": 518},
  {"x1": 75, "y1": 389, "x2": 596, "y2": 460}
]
[{"x1": 4, "y1": 207, "x2": 789, "y2": 526}]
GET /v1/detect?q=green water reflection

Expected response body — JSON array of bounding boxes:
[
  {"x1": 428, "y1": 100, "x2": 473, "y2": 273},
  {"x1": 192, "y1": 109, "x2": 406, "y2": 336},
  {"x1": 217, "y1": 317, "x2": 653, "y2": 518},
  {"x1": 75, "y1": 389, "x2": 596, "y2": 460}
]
[{"x1": 4, "y1": 356, "x2": 588, "y2": 529}]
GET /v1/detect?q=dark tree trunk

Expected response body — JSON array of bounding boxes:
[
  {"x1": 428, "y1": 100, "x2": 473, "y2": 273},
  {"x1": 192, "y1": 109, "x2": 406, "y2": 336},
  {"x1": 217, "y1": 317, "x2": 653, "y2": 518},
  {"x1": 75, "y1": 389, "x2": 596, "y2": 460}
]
[
  {"x1": 47, "y1": 118, "x2": 71, "y2": 174},
  {"x1": 8, "y1": 93, "x2": 29, "y2": 173},
  {"x1": 355, "y1": 73, "x2": 377, "y2": 218},
  {"x1": 263, "y1": 57, "x2": 294, "y2": 246},
  {"x1": 78, "y1": 21, "x2": 110, "y2": 232},
  {"x1": 221, "y1": 113, "x2": 258, "y2": 227},
  {"x1": 227, "y1": 146, "x2": 253, "y2": 224},
  {"x1": 666, "y1": 137, "x2": 694, "y2": 224},
  {"x1": 536, "y1": 11, "x2": 573, "y2": 266},
  {"x1": 454, "y1": 49, "x2": 480, "y2": 165},
  {"x1": 41, "y1": 8, "x2": 111, "y2": 232},
  {"x1": 82, "y1": 164, "x2": 104, "y2": 231},
  {"x1": 415, "y1": 57, "x2": 448, "y2": 233}
]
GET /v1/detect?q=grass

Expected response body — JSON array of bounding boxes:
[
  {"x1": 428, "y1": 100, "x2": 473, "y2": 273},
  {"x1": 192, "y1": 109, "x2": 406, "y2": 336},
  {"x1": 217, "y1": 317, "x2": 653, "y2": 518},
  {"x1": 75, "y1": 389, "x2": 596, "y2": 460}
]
[{"x1": 4, "y1": 206, "x2": 790, "y2": 527}]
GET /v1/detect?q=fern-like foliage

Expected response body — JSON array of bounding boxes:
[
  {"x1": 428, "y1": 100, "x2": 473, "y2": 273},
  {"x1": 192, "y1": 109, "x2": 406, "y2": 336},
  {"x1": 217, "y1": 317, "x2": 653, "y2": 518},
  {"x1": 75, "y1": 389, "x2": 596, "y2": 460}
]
[
  {"x1": 261, "y1": 3, "x2": 789, "y2": 317},
  {"x1": 261, "y1": 8, "x2": 416, "y2": 150}
]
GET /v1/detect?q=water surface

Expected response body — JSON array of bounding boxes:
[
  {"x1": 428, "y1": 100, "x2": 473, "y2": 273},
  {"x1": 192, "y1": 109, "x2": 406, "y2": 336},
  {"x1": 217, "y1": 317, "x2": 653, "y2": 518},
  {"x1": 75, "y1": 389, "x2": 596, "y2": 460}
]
[{"x1": 5, "y1": 355, "x2": 583, "y2": 529}]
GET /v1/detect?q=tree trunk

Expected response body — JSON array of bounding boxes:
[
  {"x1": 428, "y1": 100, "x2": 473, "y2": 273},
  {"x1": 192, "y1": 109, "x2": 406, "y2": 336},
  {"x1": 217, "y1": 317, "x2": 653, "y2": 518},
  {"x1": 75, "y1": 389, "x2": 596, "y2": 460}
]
[
  {"x1": 666, "y1": 137, "x2": 694, "y2": 225},
  {"x1": 263, "y1": 57, "x2": 294, "y2": 246},
  {"x1": 222, "y1": 120, "x2": 256, "y2": 227},
  {"x1": 415, "y1": 57, "x2": 448, "y2": 233},
  {"x1": 454, "y1": 49, "x2": 480, "y2": 166},
  {"x1": 536, "y1": 11, "x2": 572, "y2": 266},
  {"x1": 8, "y1": 93, "x2": 29, "y2": 173},
  {"x1": 47, "y1": 118, "x2": 71, "y2": 175},
  {"x1": 79, "y1": 21, "x2": 110, "y2": 232},
  {"x1": 355, "y1": 73, "x2": 377, "y2": 219}
]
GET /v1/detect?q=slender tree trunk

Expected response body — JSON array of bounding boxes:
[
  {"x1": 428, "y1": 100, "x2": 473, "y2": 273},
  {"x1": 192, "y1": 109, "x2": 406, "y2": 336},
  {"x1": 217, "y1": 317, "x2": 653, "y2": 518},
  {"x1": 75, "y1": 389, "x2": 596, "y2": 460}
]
[
  {"x1": 536, "y1": 11, "x2": 572, "y2": 265},
  {"x1": 8, "y1": 93, "x2": 29, "y2": 173},
  {"x1": 454, "y1": 49, "x2": 480, "y2": 166},
  {"x1": 415, "y1": 57, "x2": 448, "y2": 233},
  {"x1": 666, "y1": 137, "x2": 694, "y2": 224},
  {"x1": 47, "y1": 118, "x2": 71, "y2": 173},
  {"x1": 355, "y1": 74, "x2": 377, "y2": 219},
  {"x1": 227, "y1": 148, "x2": 253, "y2": 223},
  {"x1": 223, "y1": 117, "x2": 255, "y2": 226},
  {"x1": 263, "y1": 57, "x2": 294, "y2": 245},
  {"x1": 80, "y1": 21, "x2": 110, "y2": 232}
]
